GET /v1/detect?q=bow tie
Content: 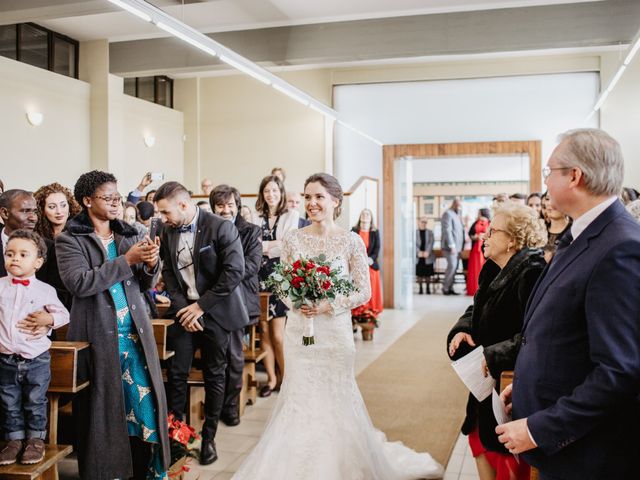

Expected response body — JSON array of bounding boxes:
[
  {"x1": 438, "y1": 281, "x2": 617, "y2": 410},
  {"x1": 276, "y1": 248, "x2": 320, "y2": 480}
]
[
  {"x1": 177, "y1": 223, "x2": 196, "y2": 234},
  {"x1": 11, "y1": 278, "x2": 30, "y2": 287}
]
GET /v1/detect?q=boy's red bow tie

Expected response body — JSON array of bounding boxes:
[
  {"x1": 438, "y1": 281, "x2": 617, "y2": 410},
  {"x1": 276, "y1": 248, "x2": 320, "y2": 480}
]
[{"x1": 11, "y1": 278, "x2": 30, "y2": 287}]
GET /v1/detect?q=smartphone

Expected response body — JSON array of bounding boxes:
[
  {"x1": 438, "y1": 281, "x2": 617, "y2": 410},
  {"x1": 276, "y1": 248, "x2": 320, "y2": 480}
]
[
  {"x1": 149, "y1": 218, "x2": 160, "y2": 242},
  {"x1": 150, "y1": 172, "x2": 164, "y2": 182}
]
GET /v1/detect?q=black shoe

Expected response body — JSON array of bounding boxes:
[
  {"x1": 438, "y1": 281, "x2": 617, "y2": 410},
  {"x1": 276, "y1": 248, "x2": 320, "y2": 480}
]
[
  {"x1": 448, "y1": 289, "x2": 460, "y2": 295},
  {"x1": 443, "y1": 289, "x2": 451, "y2": 296},
  {"x1": 220, "y1": 412, "x2": 240, "y2": 427},
  {"x1": 200, "y1": 439, "x2": 218, "y2": 465}
]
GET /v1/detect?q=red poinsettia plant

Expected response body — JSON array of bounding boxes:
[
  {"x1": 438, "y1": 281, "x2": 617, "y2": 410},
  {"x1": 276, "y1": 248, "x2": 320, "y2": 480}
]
[
  {"x1": 168, "y1": 413, "x2": 200, "y2": 473},
  {"x1": 352, "y1": 307, "x2": 379, "y2": 327},
  {"x1": 265, "y1": 254, "x2": 356, "y2": 345}
]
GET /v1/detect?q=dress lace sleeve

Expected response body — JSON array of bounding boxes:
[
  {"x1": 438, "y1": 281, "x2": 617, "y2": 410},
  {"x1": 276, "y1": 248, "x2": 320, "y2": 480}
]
[{"x1": 331, "y1": 233, "x2": 372, "y2": 316}]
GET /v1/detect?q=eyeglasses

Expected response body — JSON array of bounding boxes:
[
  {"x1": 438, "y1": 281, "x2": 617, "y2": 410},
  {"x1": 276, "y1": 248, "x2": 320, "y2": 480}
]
[
  {"x1": 486, "y1": 227, "x2": 509, "y2": 238},
  {"x1": 93, "y1": 194, "x2": 123, "y2": 205},
  {"x1": 542, "y1": 166, "x2": 573, "y2": 180}
]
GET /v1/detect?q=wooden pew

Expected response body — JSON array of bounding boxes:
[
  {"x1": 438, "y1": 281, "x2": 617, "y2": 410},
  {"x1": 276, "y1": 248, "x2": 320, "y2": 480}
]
[
  {"x1": 500, "y1": 371, "x2": 539, "y2": 480},
  {"x1": 0, "y1": 342, "x2": 88, "y2": 480},
  {"x1": 0, "y1": 445, "x2": 72, "y2": 480},
  {"x1": 151, "y1": 319, "x2": 175, "y2": 360}
]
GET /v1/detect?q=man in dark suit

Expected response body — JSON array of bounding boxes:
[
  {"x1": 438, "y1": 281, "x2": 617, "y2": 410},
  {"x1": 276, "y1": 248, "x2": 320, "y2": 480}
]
[
  {"x1": 209, "y1": 184, "x2": 262, "y2": 427},
  {"x1": 155, "y1": 181, "x2": 249, "y2": 465},
  {"x1": 497, "y1": 129, "x2": 640, "y2": 479}
]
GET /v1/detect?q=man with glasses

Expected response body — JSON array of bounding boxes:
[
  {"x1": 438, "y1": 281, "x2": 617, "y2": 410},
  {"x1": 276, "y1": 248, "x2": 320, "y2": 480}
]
[{"x1": 496, "y1": 129, "x2": 640, "y2": 480}]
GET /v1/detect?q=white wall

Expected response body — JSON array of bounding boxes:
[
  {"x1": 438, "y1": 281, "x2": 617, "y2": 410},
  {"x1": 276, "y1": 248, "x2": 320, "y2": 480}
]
[
  {"x1": 334, "y1": 72, "x2": 600, "y2": 191},
  {"x1": 412, "y1": 155, "x2": 530, "y2": 183},
  {"x1": 0, "y1": 54, "x2": 184, "y2": 195},
  {"x1": 0, "y1": 55, "x2": 91, "y2": 191}
]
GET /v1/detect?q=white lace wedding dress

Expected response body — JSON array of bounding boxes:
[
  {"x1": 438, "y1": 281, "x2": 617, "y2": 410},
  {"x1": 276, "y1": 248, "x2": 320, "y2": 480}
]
[{"x1": 232, "y1": 230, "x2": 443, "y2": 480}]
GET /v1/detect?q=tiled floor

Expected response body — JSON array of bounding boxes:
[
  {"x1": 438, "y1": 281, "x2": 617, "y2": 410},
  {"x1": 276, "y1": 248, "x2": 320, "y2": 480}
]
[{"x1": 61, "y1": 293, "x2": 480, "y2": 480}]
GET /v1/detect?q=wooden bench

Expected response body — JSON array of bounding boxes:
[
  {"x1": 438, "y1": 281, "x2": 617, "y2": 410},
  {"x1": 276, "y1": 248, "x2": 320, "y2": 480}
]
[
  {"x1": 500, "y1": 371, "x2": 538, "y2": 480},
  {"x1": 0, "y1": 342, "x2": 88, "y2": 480},
  {"x1": 0, "y1": 445, "x2": 72, "y2": 480},
  {"x1": 151, "y1": 319, "x2": 175, "y2": 360}
]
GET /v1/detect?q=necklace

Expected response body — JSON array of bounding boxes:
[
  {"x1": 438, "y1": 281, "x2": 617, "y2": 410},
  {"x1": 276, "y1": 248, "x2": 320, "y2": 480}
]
[{"x1": 96, "y1": 232, "x2": 114, "y2": 240}]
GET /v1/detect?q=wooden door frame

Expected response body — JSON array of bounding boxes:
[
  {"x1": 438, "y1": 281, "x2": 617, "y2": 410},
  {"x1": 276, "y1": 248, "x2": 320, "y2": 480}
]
[{"x1": 382, "y1": 140, "x2": 542, "y2": 308}]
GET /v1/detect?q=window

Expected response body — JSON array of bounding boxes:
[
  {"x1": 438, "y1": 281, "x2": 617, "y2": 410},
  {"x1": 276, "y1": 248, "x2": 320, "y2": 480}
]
[
  {"x1": 123, "y1": 75, "x2": 174, "y2": 108},
  {"x1": 0, "y1": 23, "x2": 78, "y2": 78}
]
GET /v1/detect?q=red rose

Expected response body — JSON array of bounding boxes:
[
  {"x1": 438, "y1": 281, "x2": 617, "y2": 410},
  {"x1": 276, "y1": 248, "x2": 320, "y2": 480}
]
[
  {"x1": 317, "y1": 265, "x2": 330, "y2": 276},
  {"x1": 292, "y1": 276, "x2": 305, "y2": 288},
  {"x1": 322, "y1": 280, "x2": 332, "y2": 290},
  {"x1": 305, "y1": 261, "x2": 316, "y2": 270},
  {"x1": 292, "y1": 260, "x2": 302, "y2": 271}
]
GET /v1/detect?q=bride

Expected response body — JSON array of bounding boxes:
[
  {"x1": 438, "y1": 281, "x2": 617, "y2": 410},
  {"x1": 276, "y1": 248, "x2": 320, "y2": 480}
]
[{"x1": 232, "y1": 173, "x2": 443, "y2": 479}]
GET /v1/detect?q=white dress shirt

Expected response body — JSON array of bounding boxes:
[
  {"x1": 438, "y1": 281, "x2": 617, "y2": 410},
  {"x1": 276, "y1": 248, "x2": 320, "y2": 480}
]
[
  {"x1": 570, "y1": 196, "x2": 618, "y2": 241},
  {"x1": 0, "y1": 275, "x2": 70, "y2": 359},
  {"x1": 178, "y1": 208, "x2": 200, "y2": 301}
]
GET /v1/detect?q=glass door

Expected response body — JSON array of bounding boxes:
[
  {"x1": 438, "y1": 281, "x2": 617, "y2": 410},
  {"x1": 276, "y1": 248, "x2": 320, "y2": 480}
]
[{"x1": 394, "y1": 156, "x2": 414, "y2": 310}]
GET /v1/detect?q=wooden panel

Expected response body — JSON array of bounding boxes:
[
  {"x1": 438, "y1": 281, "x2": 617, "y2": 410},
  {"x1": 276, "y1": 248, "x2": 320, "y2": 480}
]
[
  {"x1": 382, "y1": 140, "x2": 543, "y2": 308},
  {"x1": 0, "y1": 444, "x2": 72, "y2": 480},
  {"x1": 49, "y1": 342, "x2": 90, "y2": 393},
  {"x1": 382, "y1": 145, "x2": 396, "y2": 308}
]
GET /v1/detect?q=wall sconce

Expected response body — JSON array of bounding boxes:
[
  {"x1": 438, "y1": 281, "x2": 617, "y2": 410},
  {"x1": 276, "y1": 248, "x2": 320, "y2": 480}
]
[
  {"x1": 26, "y1": 112, "x2": 44, "y2": 127},
  {"x1": 144, "y1": 135, "x2": 156, "y2": 148}
]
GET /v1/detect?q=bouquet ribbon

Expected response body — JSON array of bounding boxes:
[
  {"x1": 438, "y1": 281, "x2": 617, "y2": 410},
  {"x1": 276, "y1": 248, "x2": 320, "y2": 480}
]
[{"x1": 302, "y1": 315, "x2": 315, "y2": 346}]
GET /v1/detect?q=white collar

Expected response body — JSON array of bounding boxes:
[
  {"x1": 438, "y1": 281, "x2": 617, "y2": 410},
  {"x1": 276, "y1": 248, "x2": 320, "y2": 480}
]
[{"x1": 570, "y1": 196, "x2": 617, "y2": 241}]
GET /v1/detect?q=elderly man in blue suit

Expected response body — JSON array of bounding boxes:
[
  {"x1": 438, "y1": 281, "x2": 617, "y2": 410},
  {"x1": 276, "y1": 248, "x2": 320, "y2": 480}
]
[{"x1": 497, "y1": 129, "x2": 640, "y2": 479}]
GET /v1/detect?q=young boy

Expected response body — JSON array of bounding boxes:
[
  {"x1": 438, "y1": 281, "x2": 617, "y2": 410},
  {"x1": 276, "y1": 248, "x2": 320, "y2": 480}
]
[{"x1": 0, "y1": 230, "x2": 69, "y2": 465}]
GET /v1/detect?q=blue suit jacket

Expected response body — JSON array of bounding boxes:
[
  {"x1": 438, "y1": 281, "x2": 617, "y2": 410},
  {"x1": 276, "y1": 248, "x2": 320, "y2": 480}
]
[{"x1": 513, "y1": 200, "x2": 640, "y2": 479}]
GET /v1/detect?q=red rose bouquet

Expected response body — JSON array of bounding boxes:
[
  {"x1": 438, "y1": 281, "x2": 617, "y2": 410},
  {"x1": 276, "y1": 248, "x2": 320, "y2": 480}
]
[{"x1": 265, "y1": 254, "x2": 357, "y2": 345}]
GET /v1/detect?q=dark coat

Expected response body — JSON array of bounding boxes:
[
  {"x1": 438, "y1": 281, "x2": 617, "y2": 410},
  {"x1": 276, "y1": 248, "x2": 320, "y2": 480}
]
[
  {"x1": 447, "y1": 248, "x2": 545, "y2": 453},
  {"x1": 55, "y1": 212, "x2": 170, "y2": 480},
  {"x1": 351, "y1": 227, "x2": 380, "y2": 270},
  {"x1": 234, "y1": 214, "x2": 262, "y2": 320},
  {"x1": 514, "y1": 201, "x2": 640, "y2": 479},
  {"x1": 160, "y1": 209, "x2": 249, "y2": 332}
]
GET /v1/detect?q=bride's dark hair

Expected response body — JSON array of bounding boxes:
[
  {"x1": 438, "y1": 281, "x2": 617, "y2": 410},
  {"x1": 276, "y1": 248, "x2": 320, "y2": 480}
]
[{"x1": 304, "y1": 173, "x2": 343, "y2": 219}]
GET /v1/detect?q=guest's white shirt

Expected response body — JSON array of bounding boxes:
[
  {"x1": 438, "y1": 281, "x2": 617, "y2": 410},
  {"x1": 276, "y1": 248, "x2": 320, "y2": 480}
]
[
  {"x1": 0, "y1": 275, "x2": 69, "y2": 359},
  {"x1": 178, "y1": 208, "x2": 200, "y2": 301},
  {"x1": 570, "y1": 196, "x2": 618, "y2": 241}
]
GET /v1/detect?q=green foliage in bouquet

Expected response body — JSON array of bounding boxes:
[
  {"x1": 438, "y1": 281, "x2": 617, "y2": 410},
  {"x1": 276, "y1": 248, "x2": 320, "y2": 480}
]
[{"x1": 265, "y1": 254, "x2": 357, "y2": 309}]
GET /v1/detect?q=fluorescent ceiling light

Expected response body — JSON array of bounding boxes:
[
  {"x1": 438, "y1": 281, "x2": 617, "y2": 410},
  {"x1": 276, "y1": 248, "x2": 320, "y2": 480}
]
[
  {"x1": 219, "y1": 55, "x2": 271, "y2": 85},
  {"x1": 605, "y1": 65, "x2": 626, "y2": 93},
  {"x1": 309, "y1": 102, "x2": 337, "y2": 121},
  {"x1": 337, "y1": 120, "x2": 383, "y2": 147},
  {"x1": 624, "y1": 37, "x2": 640, "y2": 65},
  {"x1": 107, "y1": 0, "x2": 151, "y2": 23},
  {"x1": 273, "y1": 83, "x2": 310, "y2": 106},
  {"x1": 157, "y1": 22, "x2": 217, "y2": 57}
]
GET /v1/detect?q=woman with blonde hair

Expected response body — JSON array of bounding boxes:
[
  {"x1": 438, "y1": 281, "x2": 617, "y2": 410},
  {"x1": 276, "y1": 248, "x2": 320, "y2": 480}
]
[
  {"x1": 447, "y1": 203, "x2": 547, "y2": 480},
  {"x1": 351, "y1": 208, "x2": 383, "y2": 318}
]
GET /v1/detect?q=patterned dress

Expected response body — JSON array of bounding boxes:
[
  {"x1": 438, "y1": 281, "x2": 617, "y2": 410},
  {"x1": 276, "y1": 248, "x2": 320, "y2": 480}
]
[
  {"x1": 258, "y1": 215, "x2": 288, "y2": 319},
  {"x1": 104, "y1": 238, "x2": 166, "y2": 480}
]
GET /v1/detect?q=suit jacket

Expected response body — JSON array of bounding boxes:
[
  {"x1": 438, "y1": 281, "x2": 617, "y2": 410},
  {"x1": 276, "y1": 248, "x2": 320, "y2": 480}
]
[
  {"x1": 234, "y1": 214, "x2": 262, "y2": 320},
  {"x1": 160, "y1": 210, "x2": 249, "y2": 332},
  {"x1": 352, "y1": 228, "x2": 380, "y2": 270},
  {"x1": 440, "y1": 208, "x2": 464, "y2": 251},
  {"x1": 513, "y1": 200, "x2": 640, "y2": 479}
]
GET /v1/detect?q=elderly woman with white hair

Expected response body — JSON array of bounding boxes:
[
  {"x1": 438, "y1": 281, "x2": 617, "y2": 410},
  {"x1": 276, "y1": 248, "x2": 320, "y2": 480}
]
[{"x1": 447, "y1": 202, "x2": 547, "y2": 480}]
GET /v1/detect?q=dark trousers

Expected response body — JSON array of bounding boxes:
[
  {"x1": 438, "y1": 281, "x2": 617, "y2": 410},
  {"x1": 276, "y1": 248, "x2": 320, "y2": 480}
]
[
  {"x1": 222, "y1": 329, "x2": 245, "y2": 417},
  {"x1": 0, "y1": 351, "x2": 51, "y2": 440},
  {"x1": 166, "y1": 316, "x2": 231, "y2": 440}
]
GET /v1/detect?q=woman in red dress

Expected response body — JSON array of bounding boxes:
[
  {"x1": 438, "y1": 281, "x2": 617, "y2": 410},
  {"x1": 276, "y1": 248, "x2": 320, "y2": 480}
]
[
  {"x1": 351, "y1": 209, "x2": 383, "y2": 317},
  {"x1": 466, "y1": 208, "x2": 490, "y2": 296}
]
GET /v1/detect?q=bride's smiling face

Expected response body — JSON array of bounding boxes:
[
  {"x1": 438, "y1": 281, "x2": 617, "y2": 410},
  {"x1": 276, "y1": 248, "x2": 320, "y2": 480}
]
[{"x1": 304, "y1": 182, "x2": 339, "y2": 223}]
